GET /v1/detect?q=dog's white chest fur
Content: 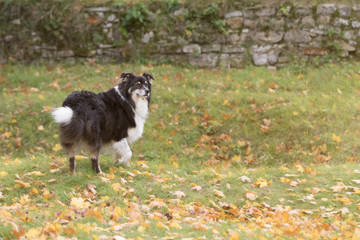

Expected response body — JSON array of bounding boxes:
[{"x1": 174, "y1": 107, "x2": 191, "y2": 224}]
[{"x1": 127, "y1": 97, "x2": 148, "y2": 144}]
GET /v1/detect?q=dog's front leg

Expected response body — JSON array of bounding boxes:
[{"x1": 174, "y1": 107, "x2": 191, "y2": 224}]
[{"x1": 113, "y1": 139, "x2": 132, "y2": 167}]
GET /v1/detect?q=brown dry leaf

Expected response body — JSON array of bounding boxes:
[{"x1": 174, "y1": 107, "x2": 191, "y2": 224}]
[
  {"x1": 149, "y1": 199, "x2": 166, "y2": 209},
  {"x1": 172, "y1": 191, "x2": 186, "y2": 199},
  {"x1": 88, "y1": 15, "x2": 99, "y2": 25},
  {"x1": 238, "y1": 176, "x2": 251, "y2": 183},
  {"x1": 128, "y1": 202, "x2": 143, "y2": 222},
  {"x1": 162, "y1": 75, "x2": 169, "y2": 82},
  {"x1": 260, "y1": 119, "x2": 271, "y2": 133},
  {"x1": 245, "y1": 191, "x2": 258, "y2": 201},
  {"x1": 330, "y1": 182, "x2": 348, "y2": 192},
  {"x1": 62, "y1": 82, "x2": 73, "y2": 90},
  {"x1": 14, "y1": 180, "x2": 30, "y2": 188}
]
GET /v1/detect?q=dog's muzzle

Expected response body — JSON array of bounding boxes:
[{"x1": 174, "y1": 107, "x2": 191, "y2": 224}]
[{"x1": 137, "y1": 87, "x2": 150, "y2": 97}]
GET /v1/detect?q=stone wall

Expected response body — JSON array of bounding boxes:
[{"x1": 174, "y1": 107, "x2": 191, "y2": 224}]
[{"x1": 2, "y1": 3, "x2": 360, "y2": 68}]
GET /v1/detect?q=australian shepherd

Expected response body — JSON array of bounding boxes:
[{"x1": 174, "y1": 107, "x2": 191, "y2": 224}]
[{"x1": 51, "y1": 72, "x2": 154, "y2": 173}]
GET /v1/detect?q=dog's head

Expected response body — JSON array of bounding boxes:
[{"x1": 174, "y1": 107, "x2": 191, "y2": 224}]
[{"x1": 119, "y1": 72, "x2": 154, "y2": 106}]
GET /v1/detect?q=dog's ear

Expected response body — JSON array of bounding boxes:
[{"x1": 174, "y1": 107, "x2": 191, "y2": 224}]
[
  {"x1": 120, "y1": 72, "x2": 134, "y2": 82},
  {"x1": 143, "y1": 73, "x2": 155, "y2": 84}
]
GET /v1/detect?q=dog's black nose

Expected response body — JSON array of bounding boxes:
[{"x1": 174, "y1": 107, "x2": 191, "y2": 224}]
[{"x1": 145, "y1": 89, "x2": 150, "y2": 95}]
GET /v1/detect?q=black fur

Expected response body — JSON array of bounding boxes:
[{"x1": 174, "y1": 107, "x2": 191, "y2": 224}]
[{"x1": 55, "y1": 72, "x2": 153, "y2": 172}]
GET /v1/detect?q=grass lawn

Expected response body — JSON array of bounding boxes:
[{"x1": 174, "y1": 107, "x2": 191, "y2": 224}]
[{"x1": 1, "y1": 61, "x2": 360, "y2": 239}]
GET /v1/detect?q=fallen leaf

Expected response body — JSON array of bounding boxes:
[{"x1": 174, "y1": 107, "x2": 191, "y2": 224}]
[
  {"x1": 191, "y1": 186, "x2": 202, "y2": 192},
  {"x1": 214, "y1": 189, "x2": 225, "y2": 198},
  {"x1": 52, "y1": 144, "x2": 62, "y2": 152},
  {"x1": 245, "y1": 191, "x2": 258, "y2": 201},
  {"x1": 331, "y1": 182, "x2": 348, "y2": 192},
  {"x1": 128, "y1": 202, "x2": 143, "y2": 222},
  {"x1": 156, "y1": 222, "x2": 169, "y2": 230},
  {"x1": 88, "y1": 15, "x2": 99, "y2": 25},
  {"x1": 172, "y1": 191, "x2": 186, "y2": 199},
  {"x1": 70, "y1": 197, "x2": 90, "y2": 209}
]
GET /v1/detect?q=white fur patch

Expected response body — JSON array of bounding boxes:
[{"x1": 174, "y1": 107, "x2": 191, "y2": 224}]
[
  {"x1": 114, "y1": 86, "x2": 126, "y2": 101},
  {"x1": 52, "y1": 107, "x2": 73, "y2": 125},
  {"x1": 127, "y1": 95, "x2": 148, "y2": 144},
  {"x1": 113, "y1": 139, "x2": 132, "y2": 166}
]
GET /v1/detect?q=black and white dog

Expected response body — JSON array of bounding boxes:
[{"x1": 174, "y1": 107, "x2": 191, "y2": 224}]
[{"x1": 51, "y1": 72, "x2": 154, "y2": 173}]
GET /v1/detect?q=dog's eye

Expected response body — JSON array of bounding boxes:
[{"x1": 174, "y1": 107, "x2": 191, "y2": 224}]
[{"x1": 136, "y1": 82, "x2": 141, "y2": 86}]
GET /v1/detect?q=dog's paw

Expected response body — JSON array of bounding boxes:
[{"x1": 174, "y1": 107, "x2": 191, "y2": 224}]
[{"x1": 115, "y1": 158, "x2": 131, "y2": 168}]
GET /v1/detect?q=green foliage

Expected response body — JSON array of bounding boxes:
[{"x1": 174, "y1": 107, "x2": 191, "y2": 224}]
[
  {"x1": 165, "y1": 0, "x2": 182, "y2": 13},
  {"x1": 212, "y1": 19, "x2": 227, "y2": 33},
  {"x1": 279, "y1": 4, "x2": 290, "y2": 16},
  {"x1": 121, "y1": 3, "x2": 151, "y2": 29},
  {"x1": 201, "y1": 2, "x2": 220, "y2": 18}
]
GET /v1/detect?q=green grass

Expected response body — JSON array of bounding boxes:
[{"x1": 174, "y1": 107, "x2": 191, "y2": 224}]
[{"x1": 1, "y1": 61, "x2": 360, "y2": 239}]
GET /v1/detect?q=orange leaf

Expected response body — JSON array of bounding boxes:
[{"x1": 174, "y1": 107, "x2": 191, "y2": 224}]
[
  {"x1": 128, "y1": 202, "x2": 143, "y2": 222},
  {"x1": 88, "y1": 15, "x2": 99, "y2": 25}
]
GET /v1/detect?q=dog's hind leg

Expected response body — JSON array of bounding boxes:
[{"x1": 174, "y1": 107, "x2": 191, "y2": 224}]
[
  {"x1": 62, "y1": 143, "x2": 77, "y2": 172},
  {"x1": 112, "y1": 139, "x2": 132, "y2": 167},
  {"x1": 89, "y1": 142, "x2": 102, "y2": 173}
]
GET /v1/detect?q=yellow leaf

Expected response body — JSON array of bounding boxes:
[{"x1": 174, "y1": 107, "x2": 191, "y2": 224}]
[
  {"x1": 52, "y1": 144, "x2": 62, "y2": 152},
  {"x1": 156, "y1": 222, "x2": 169, "y2": 230},
  {"x1": 25, "y1": 228, "x2": 44, "y2": 239},
  {"x1": 113, "y1": 206, "x2": 125, "y2": 220},
  {"x1": 42, "y1": 105, "x2": 51, "y2": 112},
  {"x1": 3, "y1": 131, "x2": 12, "y2": 138},
  {"x1": 230, "y1": 232, "x2": 240, "y2": 240},
  {"x1": 223, "y1": 99, "x2": 231, "y2": 106},
  {"x1": 213, "y1": 189, "x2": 225, "y2": 198},
  {"x1": 30, "y1": 188, "x2": 39, "y2": 196},
  {"x1": 43, "y1": 188, "x2": 53, "y2": 201},
  {"x1": 70, "y1": 197, "x2": 90, "y2": 209},
  {"x1": 332, "y1": 134, "x2": 342, "y2": 143},
  {"x1": 0, "y1": 171, "x2": 8, "y2": 177},
  {"x1": 169, "y1": 221, "x2": 182, "y2": 229},
  {"x1": 112, "y1": 182, "x2": 122, "y2": 193},
  {"x1": 254, "y1": 178, "x2": 271, "y2": 188},
  {"x1": 19, "y1": 194, "x2": 30, "y2": 205},
  {"x1": 231, "y1": 155, "x2": 242, "y2": 162},
  {"x1": 14, "y1": 180, "x2": 30, "y2": 188},
  {"x1": 25, "y1": 171, "x2": 44, "y2": 176},
  {"x1": 280, "y1": 166, "x2": 288, "y2": 171},
  {"x1": 295, "y1": 164, "x2": 304, "y2": 173}
]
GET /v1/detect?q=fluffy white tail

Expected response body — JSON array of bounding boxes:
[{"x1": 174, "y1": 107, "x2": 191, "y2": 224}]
[{"x1": 52, "y1": 107, "x2": 73, "y2": 125}]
